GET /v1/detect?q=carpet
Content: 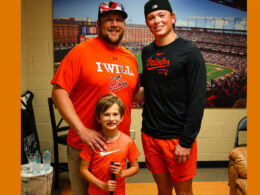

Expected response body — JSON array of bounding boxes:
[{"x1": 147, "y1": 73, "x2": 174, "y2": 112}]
[{"x1": 62, "y1": 181, "x2": 229, "y2": 195}]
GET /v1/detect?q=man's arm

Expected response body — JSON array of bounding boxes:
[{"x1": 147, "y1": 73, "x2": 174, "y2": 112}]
[
  {"x1": 51, "y1": 84, "x2": 106, "y2": 152},
  {"x1": 132, "y1": 87, "x2": 144, "y2": 103},
  {"x1": 179, "y1": 47, "x2": 206, "y2": 147},
  {"x1": 175, "y1": 47, "x2": 206, "y2": 163}
]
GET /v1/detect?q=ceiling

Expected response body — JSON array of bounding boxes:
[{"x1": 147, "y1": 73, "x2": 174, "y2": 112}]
[{"x1": 209, "y1": 0, "x2": 246, "y2": 11}]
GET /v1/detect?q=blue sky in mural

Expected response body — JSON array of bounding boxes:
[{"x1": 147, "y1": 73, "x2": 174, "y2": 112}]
[{"x1": 53, "y1": 0, "x2": 246, "y2": 29}]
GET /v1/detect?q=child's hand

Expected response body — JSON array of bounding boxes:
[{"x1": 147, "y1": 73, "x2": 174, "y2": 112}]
[
  {"x1": 103, "y1": 180, "x2": 116, "y2": 192},
  {"x1": 110, "y1": 161, "x2": 123, "y2": 178}
]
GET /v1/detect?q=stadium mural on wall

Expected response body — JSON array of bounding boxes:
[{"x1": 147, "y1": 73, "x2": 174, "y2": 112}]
[{"x1": 53, "y1": 0, "x2": 247, "y2": 108}]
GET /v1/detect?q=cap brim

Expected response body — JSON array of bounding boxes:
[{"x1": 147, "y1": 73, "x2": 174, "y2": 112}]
[{"x1": 99, "y1": 10, "x2": 128, "y2": 20}]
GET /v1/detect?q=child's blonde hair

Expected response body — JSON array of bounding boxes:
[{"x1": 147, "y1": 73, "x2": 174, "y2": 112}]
[{"x1": 95, "y1": 94, "x2": 125, "y2": 120}]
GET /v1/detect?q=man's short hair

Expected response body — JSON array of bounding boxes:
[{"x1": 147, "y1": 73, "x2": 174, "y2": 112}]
[{"x1": 95, "y1": 93, "x2": 125, "y2": 119}]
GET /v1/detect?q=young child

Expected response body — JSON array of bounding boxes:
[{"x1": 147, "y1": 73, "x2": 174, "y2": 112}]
[{"x1": 80, "y1": 94, "x2": 140, "y2": 195}]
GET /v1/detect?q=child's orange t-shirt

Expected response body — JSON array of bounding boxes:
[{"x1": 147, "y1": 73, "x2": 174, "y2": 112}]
[{"x1": 80, "y1": 132, "x2": 140, "y2": 195}]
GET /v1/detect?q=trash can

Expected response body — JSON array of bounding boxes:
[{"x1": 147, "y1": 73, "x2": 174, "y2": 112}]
[{"x1": 21, "y1": 164, "x2": 53, "y2": 195}]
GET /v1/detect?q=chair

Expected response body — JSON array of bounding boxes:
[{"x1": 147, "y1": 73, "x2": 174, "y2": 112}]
[
  {"x1": 228, "y1": 146, "x2": 247, "y2": 195},
  {"x1": 234, "y1": 116, "x2": 247, "y2": 148},
  {"x1": 48, "y1": 98, "x2": 70, "y2": 189},
  {"x1": 228, "y1": 116, "x2": 247, "y2": 195}
]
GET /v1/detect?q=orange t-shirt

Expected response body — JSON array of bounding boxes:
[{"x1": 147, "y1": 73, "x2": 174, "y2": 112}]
[
  {"x1": 80, "y1": 132, "x2": 140, "y2": 195},
  {"x1": 51, "y1": 37, "x2": 139, "y2": 149}
]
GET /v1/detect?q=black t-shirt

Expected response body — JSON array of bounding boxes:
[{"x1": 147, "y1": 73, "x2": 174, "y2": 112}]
[{"x1": 141, "y1": 37, "x2": 206, "y2": 148}]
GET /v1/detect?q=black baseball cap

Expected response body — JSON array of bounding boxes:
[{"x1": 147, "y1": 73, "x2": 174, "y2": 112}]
[
  {"x1": 98, "y1": 1, "x2": 128, "y2": 20},
  {"x1": 144, "y1": 0, "x2": 173, "y2": 17}
]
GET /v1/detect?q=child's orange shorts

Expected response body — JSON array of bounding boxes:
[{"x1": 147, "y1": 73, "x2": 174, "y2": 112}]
[{"x1": 141, "y1": 131, "x2": 197, "y2": 181}]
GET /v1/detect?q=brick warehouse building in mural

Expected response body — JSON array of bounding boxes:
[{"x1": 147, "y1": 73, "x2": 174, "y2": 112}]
[
  {"x1": 53, "y1": 17, "x2": 246, "y2": 54},
  {"x1": 53, "y1": 18, "x2": 80, "y2": 47},
  {"x1": 53, "y1": 18, "x2": 154, "y2": 51}
]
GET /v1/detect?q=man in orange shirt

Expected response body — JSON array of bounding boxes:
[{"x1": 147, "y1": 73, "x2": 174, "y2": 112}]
[
  {"x1": 51, "y1": 1, "x2": 139, "y2": 194},
  {"x1": 80, "y1": 94, "x2": 140, "y2": 195}
]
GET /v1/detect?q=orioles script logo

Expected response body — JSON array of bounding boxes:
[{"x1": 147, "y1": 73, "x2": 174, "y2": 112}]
[
  {"x1": 109, "y1": 75, "x2": 128, "y2": 92},
  {"x1": 146, "y1": 57, "x2": 170, "y2": 70}
]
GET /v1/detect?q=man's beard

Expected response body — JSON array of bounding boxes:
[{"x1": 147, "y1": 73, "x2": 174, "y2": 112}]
[
  {"x1": 104, "y1": 32, "x2": 124, "y2": 45},
  {"x1": 99, "y1": 27, "x2": 125, "y2": 46}
]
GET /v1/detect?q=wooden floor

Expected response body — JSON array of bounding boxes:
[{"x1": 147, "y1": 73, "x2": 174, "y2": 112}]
[{"x1": 61, "y1": 181, "x2": 229, "y2": 195}]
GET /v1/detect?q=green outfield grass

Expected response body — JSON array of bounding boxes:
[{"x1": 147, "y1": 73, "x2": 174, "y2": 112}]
[
  {"x1": 206, "y1": 63, "x2": 234, "y2": 81},
  {"x1": 134, "y1": 53, "x2": 235, "y2": 81},
  {"x1": 134, "y1": 53, "x2": 143, "y2": 73}
]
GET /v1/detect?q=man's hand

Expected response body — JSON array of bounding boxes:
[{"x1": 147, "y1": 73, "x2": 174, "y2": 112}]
[
  {"x1": 174, "y1": 143, "x2": 191, "y2": 164},
  {"x1": 78, "y1": 127, "x2": 107, "y2": 152}
]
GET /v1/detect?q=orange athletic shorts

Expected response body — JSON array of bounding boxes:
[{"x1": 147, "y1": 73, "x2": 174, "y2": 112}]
[{"x1": 141, "y1": 131, "x2": 197, "y2": 181}]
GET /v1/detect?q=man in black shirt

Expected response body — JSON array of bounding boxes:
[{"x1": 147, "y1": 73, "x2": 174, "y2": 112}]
[{"x1": 139, "y1": 0, "x2": 206, "y2": 194}]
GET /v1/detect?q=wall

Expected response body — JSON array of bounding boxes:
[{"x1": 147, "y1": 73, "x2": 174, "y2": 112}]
[
  {"x1": 21, "y1": 0, "x2": 67, "y2": 160},
  {"x1": 130, "y1": 109, "x2": 246, "y2": 162},
  {"x1": 21, "y1": 0, "x2": 247, "y2": 163}
]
